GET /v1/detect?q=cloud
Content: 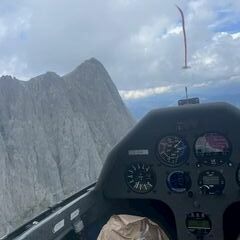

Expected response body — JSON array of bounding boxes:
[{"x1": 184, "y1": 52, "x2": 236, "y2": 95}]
[
  {"x1": 190, "y1": 30, "x2": 240, "y2": 82},
  {"x1": 0, "y1": 56, "x2": 28, "y2": 79},
  {"x1": 162, "y1": 26, "x2": 182, "y2": 39},
  {"x1": 0, "y1": 0, "x2": 239, "y2": 94},
  {"x1": 119, "y1": 79, "x2": 214, "y2": 100},
  {"x1": 120, "y1": 86, "x2": 172, "y2": 100},
  {"x1": 119, "y1": 74, "x2": 240, "y2": 100},
  {"x1": 231, "y1": 32, "x2": 240, "y2": 39}
]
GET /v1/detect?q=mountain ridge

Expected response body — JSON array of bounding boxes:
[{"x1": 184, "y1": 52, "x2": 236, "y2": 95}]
[{"x1": 0, "y1": 58, "x2": 134, "y2": 235}]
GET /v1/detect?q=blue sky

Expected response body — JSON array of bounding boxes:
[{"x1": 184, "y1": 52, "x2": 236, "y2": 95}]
[
  {"x1": 217, "y1": 21, "x2": 240, "y2": 32},
  {"x1": 212, "y1": 10, "x2": 240, "y2": 32},
  {"x1": 0, "y1": 0, "x2": 240, "y2": 103}
]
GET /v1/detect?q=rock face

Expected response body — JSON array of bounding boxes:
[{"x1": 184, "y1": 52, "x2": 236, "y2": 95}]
[{"x1": 0, "y1": 58, "x2": 134, "y2": 235}]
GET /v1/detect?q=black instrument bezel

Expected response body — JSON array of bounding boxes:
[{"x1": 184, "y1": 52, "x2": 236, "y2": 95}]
[
  {"x1": 198, "y1": 170, "x2": 225, "y2": 195},
  {"x1": 124, "y1": 161, "x2": 157, "y2": 194},
  {"x1": 166, "y1": 170, "x2": 192, "y2": 193},
  {"x1": 193, "y1": 132, "x2": 232, "y2": 166},
  {"x1": 156, "y1": 135, "x2": 190, "y2": 167}
]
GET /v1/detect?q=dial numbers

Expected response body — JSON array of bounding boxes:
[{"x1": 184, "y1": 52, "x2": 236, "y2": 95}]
[
  {"x1": 157, "y1": 136, "x2": 189, "y2": 167},
  {"x1": 125, "y1": 162, "x2": 156, "y2": 193}
]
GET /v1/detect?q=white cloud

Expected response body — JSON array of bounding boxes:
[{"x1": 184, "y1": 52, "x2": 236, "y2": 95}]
[
  {"x1": 0, "y1": 0, "x2": 239, "y2": 93},
  {"x1": 231, "y1": 32, "x2": 240, "y2": 40},
  {"x1": 120, "y1": 86, "x2": 172, "y2": 100},
  {"x1": 0, "y1": 56, "x2": 28, "y2": 79},
  {"x1": 162, "y1": 26, "x2": 182, "y2": 39},
  {"x1": 192, "y1": 82, "x2": 212, "y2": 88},
  {"x1": 190, "y1": 30, "x2": 240, "y2": 83}
]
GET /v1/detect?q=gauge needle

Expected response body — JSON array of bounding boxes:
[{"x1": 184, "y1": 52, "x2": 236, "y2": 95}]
[
  {"x1": 177, "y1": 147, "x2": 185, "y2": 151},
  {"x1": 174, "y1": 141, "x2": 181, "y2": 148}
]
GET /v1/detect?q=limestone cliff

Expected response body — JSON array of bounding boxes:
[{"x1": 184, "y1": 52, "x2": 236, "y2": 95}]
[{"x1": 0, "y1": 58, "x2": 134, "y2": 235}]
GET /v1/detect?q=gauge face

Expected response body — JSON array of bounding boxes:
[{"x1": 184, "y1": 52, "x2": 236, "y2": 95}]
[
  {"x1": 194, "y1": 133, "x2": 231, "y2": 166},
  {"x1": 125, "y1": 162, "x2": 156, "y2": 193},
  {"x1": 167, "y1": 171, "x2": 192, "y2": 193},
  {"x1": 157, "y1": 136, "x2": 189, "y2": 167},
  {"x1": 198, "y1": 170, "x2": 225, "y2": 195}
]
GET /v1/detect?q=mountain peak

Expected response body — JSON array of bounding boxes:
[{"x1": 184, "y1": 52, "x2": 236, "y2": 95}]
[
  {"x1": 0, "y1": 56, "x2": 134, "y2": 235},
  {"x1": 63, "y1": 58, "x2": 107, "y2": 81},
  {"x1": 83, "y1": 57, "x2": 102, "y2": 66},
  {"x1": 74, "y1": 57, "x2": 104, "y2": 72},
  {"x1": 0, "y1": 75, "x2": 14, "y2": 81},
  {"x1": 85, "y1": 57, "x2": 102, "y2": 65},
  {"x1": 29, "y1": 71, "x2": 60, "y2": 82},
  {"x1": 40, "y1": 71, "x2": 60, "y2": 79}
]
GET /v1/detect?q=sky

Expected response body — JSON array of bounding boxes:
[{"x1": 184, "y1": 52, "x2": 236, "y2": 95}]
[{"x1": 0, "y1": 0, "x2": 240, "y2": 101}]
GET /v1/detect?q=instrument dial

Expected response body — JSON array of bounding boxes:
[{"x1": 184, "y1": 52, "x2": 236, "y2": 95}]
[
  {"x1": 157, "y1": 136, "x2": 189, "y2": 167},
  {"x1": 194, "y1": 133, "x2": 231, "y2": 166},
  {"x1": 167, "y1": 171, "x2": 192, "y2": 193},
  {"x1": 125, "y1": 162, "x2": 156, "y2": 193},
  {"x1": 198, "y1": 170, "x2": 225, "y2": 195}
]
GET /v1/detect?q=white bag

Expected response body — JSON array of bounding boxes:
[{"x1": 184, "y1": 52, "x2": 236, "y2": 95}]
[{"x1": 97, "y1": 214, "x2": 169, "y2": 240}]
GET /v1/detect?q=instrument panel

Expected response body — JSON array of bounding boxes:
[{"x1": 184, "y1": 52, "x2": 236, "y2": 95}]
[
  {"x1": 98, "y1": 103, "x2": 240, "y2": 240},
  {"x1": 124, "y1": 133, "x2": 230, "y2": 196}
]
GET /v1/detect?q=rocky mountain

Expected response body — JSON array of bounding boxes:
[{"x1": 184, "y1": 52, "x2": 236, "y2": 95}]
[{"x1": 0, "y1": 58, "x2": 134, "y2": 236}]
